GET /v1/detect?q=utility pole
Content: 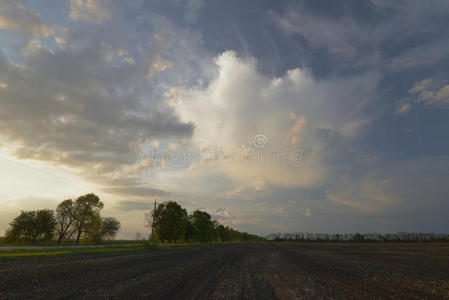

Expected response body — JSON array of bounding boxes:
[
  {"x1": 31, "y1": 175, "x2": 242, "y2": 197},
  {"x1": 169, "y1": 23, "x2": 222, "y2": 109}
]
[{"x1": 150, "y1": 200, "x2": 157, "y2": 244}]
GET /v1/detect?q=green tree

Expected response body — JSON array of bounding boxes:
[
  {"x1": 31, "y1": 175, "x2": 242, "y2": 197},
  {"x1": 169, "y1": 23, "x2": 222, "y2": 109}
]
[
  {"x1": 84, "y1": 214, "x2": 120, "y2": 243},
  {"x1": 153, "y1": 201, "x2": 188, "y2": 243},
  {"x1": 55, "y1": 199, "x2": 75, "y2": 243},
  {"x1": 73, "y1": 193, "x2": 104, "y2": 244},
  {"x1": 353, "y1": 233, "x2": 365, "y2": 242},
  {"x1": 99, "y1": 217, "x2": 120, "y2": 240},
  {"x1": 191, "y1": 210, "x2": 214, "y2": 242},
  {"x1": 35, "y1": 209, "x2": 56, "y2": 241},
  {"x1": 183, "y1": 218, "x2": 195, "y2": 242},
  {"x1": 216, "y1": 224, "x2": 230, "y2": 242},
  {"x1": 229, "y1": 228, "x2": 243, "y2": 241},
  {"x1": 142, "y1": 202, "x2": 262, "y2": 244},
  {"x1": 84, "y1": 212, "x2": 102, "y2": 243},
  {"x1": 5, "y1": 210, "x2": 56, "y2": 243}
]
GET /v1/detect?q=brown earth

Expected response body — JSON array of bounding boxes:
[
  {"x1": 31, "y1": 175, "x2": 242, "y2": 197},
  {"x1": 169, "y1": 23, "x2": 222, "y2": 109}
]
[{"x1": 1, "y1": 242, "x2": 449, "y2": 299}]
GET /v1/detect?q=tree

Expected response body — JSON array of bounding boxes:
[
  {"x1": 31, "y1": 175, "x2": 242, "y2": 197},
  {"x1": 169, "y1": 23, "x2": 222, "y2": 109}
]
[
  {"x1": 84, "y1": 214, "x2": 120, "y2": 243},
  {"x1": 72, "y1": 193, "x2": 104, "y2": 244},
  {"x1": 229, "y1": 227, "x2": 243, "y2": 241},
  {"x1": 183, "y1": 218, "x2": 195, "y2": 242},
  {"x1": 191, "y1": 210, "x2": 214, "y2": 242},
  {"x1": 216, "y1": 225, "x2": 230, "y2": 242},
  {"x1": 142, "y1": 202, "x2": 262, "y2": 244},
  {"x1": 55, "y1": 199, "x2": 75, "y2": 243},
  {"x1": 153, "y1": 201, "x2": 188, "y2": 243},
  {"x1": 352, "y1": 233, "x2": 364, "y2": 242},
  {"x1": 35, "y1": 209, "x2": 57, "y2": 241},
  {"x1": 5, "y1": 210, "x2": 56, "y2": 243},
  {"x1": 99, "y1": 217, "x2": 120, "y2": 240},
  {"x1": 84, "y1": 212, "x2": 102, "y2": 243}
]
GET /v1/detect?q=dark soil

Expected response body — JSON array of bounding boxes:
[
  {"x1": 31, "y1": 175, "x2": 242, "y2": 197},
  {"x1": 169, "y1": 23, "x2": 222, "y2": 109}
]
[{"x1": 1, "y1": 242, "x2": 449, "y2": 299}]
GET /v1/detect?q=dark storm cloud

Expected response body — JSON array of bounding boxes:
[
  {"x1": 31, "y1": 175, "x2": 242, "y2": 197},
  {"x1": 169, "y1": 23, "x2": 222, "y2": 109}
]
[{"x1": 269, "y1": 0, "x2": 449, "y2": 75}]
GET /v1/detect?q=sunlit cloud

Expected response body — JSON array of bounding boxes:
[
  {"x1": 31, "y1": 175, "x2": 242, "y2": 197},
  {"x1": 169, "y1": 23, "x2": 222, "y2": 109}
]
[{"x1": 69, "y1": 0, "x2": 112, "y2": 24}]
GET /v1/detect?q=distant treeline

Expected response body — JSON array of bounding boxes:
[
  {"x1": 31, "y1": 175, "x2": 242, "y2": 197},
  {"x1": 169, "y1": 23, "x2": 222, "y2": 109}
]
[
  {"x1": 145, "y1": 201, "x2": 263, "y2": 243},
  {"x1": 267, "y1": 232, "x2": 449, "y2": 242},
  {"x1": 4, "y1": 193, "x2": 120, "y2": 244}
]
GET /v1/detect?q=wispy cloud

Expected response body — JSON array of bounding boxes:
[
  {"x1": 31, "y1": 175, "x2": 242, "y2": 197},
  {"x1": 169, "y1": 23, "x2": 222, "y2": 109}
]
[
  {"x1": 69, "y1": 0, "x2": 113, "y2": 24},
  {"x1": 0, "y1": 0, "x2": 53, "y2": 37},
  {"x1": 410, "y1": 78, "x2": 449, "y2": 107}
]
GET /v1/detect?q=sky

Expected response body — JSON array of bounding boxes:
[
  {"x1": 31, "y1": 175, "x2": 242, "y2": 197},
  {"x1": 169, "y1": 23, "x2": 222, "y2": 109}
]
[{"x1": 1, "y1": 0, "x2": 449, "y2": 238}]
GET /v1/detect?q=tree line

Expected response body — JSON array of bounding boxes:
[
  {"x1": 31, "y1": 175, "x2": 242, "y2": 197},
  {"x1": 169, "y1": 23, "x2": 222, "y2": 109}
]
[
  {"x1": 5, "y1": 193, "x2": 120, "y2": 244},
  {"x1": 144, "y1": 201, "x2": 263, "y2": 243},
  {"x1": 267, "y1": 232, "x2": 449, "y2": 242}
]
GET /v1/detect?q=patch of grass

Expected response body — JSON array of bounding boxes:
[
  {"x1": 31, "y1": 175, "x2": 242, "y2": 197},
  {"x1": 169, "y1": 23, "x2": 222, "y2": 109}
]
[
  {"x1": 0, "y1": 239, "x2": 145, "y2": 247},
  {"x1": 0, "y1": 245, "x2": 147, "y2": 259},
  {"x1": 0, "y1": 241, "x2": 243, "y2": 259},
  {"x1": 0, "y1": 250, "x2": 72, "y2": 257}
]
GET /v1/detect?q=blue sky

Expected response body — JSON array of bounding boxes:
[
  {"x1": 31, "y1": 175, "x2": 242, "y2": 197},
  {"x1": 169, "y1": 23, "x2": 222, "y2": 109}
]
[{"x1": 0, "y1": 0, "x2": 448, "y2": 238}]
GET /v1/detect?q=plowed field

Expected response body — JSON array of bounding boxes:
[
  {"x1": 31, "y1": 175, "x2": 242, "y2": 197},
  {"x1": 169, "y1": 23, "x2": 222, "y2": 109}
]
[{"x1": 1, "y1": 242, "x2": 449, "y2": 299}]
